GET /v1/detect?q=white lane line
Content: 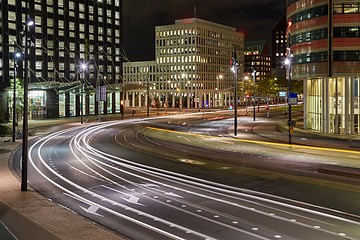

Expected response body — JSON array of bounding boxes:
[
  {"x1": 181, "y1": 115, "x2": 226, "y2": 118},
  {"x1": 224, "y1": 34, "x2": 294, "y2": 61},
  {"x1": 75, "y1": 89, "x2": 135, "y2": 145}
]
[
  {"x1": 72, "y1": 130, "x2": 268, "y2": 239},
  {"x1": 31, "y1": 122, "x2": 358, "y2": 240},
  {"x1": 28, "y1": 127, "x2": 217, "y2": 240},
  {"x1": 76, "y1": 124, "x2": 358, "y2": 238}
]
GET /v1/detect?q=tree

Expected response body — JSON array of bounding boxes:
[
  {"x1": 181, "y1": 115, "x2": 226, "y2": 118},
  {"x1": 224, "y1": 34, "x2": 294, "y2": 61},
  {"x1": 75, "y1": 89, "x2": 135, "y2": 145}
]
[
  {"x1": 257, "y1": 77, "x2": 280, "y2": 99},
  {"x1": 0, "y1": 88, "x2": 11, "y2": 135},
  {"x1": 7, "y1": 77, "x2": 24, "y2": 124},
  {"x1": 240, "y1": 75, "x2": 256, "y2": 98}
]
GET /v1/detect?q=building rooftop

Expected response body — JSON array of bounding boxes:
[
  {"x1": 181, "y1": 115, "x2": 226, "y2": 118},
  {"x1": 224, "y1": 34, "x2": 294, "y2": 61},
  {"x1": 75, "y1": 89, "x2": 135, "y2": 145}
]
[
  {"x1": 244, "y1": 40, "x2": 270, "y2": 55},
  {"x1": 156, "y1": 18, "x2": 238, "y2": 32}
]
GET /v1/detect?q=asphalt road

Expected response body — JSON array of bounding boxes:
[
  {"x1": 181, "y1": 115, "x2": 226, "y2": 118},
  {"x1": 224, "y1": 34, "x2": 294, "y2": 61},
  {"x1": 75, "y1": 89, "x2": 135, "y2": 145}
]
[{"x1": 11, "y1": 112, "x2": 360, "y2": 240}]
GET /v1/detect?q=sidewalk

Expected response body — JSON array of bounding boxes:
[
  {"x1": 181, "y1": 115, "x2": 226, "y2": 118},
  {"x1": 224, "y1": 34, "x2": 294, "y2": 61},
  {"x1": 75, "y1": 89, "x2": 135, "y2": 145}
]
[{"x1": 0, "y1": 119, "x2": 128, "y2": 240}]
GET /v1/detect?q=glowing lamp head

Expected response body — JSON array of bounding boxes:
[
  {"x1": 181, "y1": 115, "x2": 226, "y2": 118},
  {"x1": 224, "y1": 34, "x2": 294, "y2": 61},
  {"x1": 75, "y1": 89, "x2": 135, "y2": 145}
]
[{"x1": 27, "y1": 19, "x2": 34, "y2": 26}]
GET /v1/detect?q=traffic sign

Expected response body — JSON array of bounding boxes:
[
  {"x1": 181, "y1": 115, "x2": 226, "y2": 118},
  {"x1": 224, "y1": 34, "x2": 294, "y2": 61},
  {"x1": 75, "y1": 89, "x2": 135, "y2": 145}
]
[
  {"x1": 287, "y1": 120, "x2": 296, "y2": 126},
  {"x1": 290, "y1": 126, "x2": 294, "y2": 134},
  {"x1": 288, "y1": 92, "x2": 298, "y2": 105},
  {"x1": 279, "y1": 91, "x2": 286, "y2": 97}
]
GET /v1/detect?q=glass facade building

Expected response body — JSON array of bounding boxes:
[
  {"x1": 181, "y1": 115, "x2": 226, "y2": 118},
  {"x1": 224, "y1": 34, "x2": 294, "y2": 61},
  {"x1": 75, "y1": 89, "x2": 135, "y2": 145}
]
[
  {"x1": 0, "y1": 0, "x2": 123, "y2": 120},
  {"x1": 287, "y1": 0, "x2": 360, "y2": 134}
]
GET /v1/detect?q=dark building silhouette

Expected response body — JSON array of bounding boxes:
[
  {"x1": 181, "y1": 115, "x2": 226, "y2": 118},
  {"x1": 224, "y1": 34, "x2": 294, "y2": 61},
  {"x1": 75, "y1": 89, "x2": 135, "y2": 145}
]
[{"x1": 272, "y1": 14, "x2": 287, "y2": 69}]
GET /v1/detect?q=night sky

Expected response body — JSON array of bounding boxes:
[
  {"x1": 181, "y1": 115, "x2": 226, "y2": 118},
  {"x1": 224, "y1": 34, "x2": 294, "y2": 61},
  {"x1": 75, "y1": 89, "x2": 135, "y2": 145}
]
[{"x1": 123, "y1": 0, "x2": 286, "y2": 61}]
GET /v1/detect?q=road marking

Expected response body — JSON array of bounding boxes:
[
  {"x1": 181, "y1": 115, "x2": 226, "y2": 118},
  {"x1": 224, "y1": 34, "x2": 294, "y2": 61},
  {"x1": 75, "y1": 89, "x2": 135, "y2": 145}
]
[
  {"x1": 29, "y1": 123, "x2": 359, "y2": 240},
  {"x1": 139, "y1": 183, "x2": 183, "y2": 198},
  {"x1": 101, "y1": 185, "x2": 144, "y2": 206},
  {"x1": 80, "y1": 204, "x2": 103, "y2": 217}
]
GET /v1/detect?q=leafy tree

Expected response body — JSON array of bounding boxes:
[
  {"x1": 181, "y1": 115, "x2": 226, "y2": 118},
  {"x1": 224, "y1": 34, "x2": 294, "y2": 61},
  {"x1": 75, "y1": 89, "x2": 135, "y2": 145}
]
[
  {"x1": 0, "y1": 91, "x2": 10, "y2": 135},
  {"x1": 8, "y1": 77, "x2": 24, "y2": 124},
  {"x1": 290, "y1": 79, "x2": 303, "y2": 95},
  {"x1": 239, "y1": 76, "x2": 256, "y2": 97},
  {"x1": 276, "y1": 73, "x2": 303, "y2": 95},
  {"x1": 257, "y1": 77, "x2": 280, "y2": 98},
  {"x1": 0, "y1": 97, "x2": 8, "y2": 124}
]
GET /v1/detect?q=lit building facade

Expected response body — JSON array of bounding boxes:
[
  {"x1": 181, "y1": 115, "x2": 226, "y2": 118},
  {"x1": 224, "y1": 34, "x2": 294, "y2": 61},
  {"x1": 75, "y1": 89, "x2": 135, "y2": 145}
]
[
  {"x1": 272, "y1": 15, "x2": 287, "y2": 69},
  {"x1": 0, "y1": 0, "x2": 123, "y2": 120},
  {"x1": 123, "y1": 18, "x2": 244, "y2": 109},
  {"x1": 122, "y1": 61, "x2": 158, "y2": 108},
  {"x1": 287, "y1": 0, "x2": 360, "y2": 134},
  {"x1": 244, "y1": 40, "x2": 271, "y2": 82}
]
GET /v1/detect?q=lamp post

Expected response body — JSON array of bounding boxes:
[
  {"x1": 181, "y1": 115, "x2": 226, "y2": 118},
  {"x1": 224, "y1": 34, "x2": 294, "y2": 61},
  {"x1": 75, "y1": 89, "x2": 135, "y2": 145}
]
[
  {"x1": 243, "y1": 75, "x2": 249, "y2": 113},
  {"x1": 80, "y1": 63, "x2": 87, "y2": 124},
  {"x1": 96, "y1": 74, "x2": 102, "y2": 122},
  {"x1": 12, "y1": 51, "x2": 21, "y2": 142},
  {"x1": 285, "y1": 49, "x2": 293, "y2": 145},
  {"x1": 232, "y1": 52, "x2": 239, "y2": 136},
  {"x1": 21, "y1": 17, "x2": 34, "y2": 192},
  {"x1": 216, "y1": 74, "x2": 223, "y2": 107},
  {"x1": 252, "y1": 69, "x2": 256, "y2": 121},
  {"x1": 176, "y1": 87, "x2": 181, "y2": 113},
  {"x1": 120, "y1": 83, "x2": 124, "y2": 119},
  {"x1": 146, "y1": 83, "x2": 150, "y2": 117}
]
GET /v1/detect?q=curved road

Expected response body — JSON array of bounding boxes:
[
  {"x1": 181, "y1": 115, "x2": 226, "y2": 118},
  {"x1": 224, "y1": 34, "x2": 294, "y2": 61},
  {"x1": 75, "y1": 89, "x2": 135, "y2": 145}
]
[{"x1": 12, "y1": 113, "x2": 360, "y2": 240}]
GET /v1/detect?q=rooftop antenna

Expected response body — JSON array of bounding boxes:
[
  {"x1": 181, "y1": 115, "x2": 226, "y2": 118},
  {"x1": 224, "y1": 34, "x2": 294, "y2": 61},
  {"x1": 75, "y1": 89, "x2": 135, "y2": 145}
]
[{"x1": 194, "y1": 4, "x2": 197, "y2": 18}]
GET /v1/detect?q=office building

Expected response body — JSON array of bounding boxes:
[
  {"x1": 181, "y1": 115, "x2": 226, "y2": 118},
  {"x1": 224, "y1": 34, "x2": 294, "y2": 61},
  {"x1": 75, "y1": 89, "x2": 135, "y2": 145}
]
[
  {"x1": 0, "y1": 0, "x2": 123, "y2": 120},
  {"x1": 122, "y1": 61, "x2": 157, "y2": 108},
  {"x1": 123, "y1": 18, "x2": 244, "y2": 109},
  {"x1": 287, "y1": 0, "x2": 360, "y2": 134},
  {"x1": 271, "y1": 14, "x2": 288, "y2": 92},
  {"x1": 244, "y1": 40, "x2": 271, "y2": 82},
  {"x1": 272, "y1": 14, "x2": 287, "y2": 69}
]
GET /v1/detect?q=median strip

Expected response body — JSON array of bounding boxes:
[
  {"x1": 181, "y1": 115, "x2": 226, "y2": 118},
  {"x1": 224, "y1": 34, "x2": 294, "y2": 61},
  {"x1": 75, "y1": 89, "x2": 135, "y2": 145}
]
[{"x1": 147, "y1": 126, "x2": 360, "y2": 156}]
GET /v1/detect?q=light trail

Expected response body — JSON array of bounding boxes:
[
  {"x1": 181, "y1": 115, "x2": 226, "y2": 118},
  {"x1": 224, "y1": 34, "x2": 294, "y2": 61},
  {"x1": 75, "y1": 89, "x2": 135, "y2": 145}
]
[
  {"x1": 29, "y1": 124, "x2": 209, "y2": 240},
  {"x1": 25, "y1": 119, "x2": 360, "y2": 239},
  {"x1": 146, "y1": 126, "x2": 360, "y2": 157},
  {"x1": 76, "y1": 123, "x2": 360, "y2": 238}
]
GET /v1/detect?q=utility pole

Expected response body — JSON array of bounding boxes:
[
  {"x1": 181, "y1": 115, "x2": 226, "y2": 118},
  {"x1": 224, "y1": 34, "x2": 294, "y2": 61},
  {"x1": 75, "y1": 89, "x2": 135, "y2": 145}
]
[
  {"x1": 232, "y1": 49, "x2": 239, "y2": 136},
  {"x1": 12, "y1": 50, "x2": 20, "y2": 142},
  {"x1": 21, "y1": 8, "x2": 35, "y2": 191},
  {"x1": 286, "y1": 20, "x2": 293, "y2": 145},
  {"x1": 147, "y1": 83, "x2": 150, "y2": 117},
  {"x1": 252, "y1": 69, "x2": 256, "y2": 122}
]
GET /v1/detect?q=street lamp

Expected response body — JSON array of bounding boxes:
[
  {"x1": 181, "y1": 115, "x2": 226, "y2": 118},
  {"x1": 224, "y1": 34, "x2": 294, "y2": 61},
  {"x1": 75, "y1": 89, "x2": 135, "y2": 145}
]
[
  {"x1": 252, "y1": 69, "x2": 256, "y2": 121},
  {"x1": 12, "y1": 51, "x2": 21, "y2": 142},
  {"x1": 285, "y1": 48, "x2": 293, "y2": 144},
  {"x1": 232, "y1": 52, "x2": 239, "y2": 136},
  {"x1": 216, "y1": 74, "x2": 223, "y2": 107},
  {"x1": 176, "y1": 87, "x2": 181, "y2": 113},
  {"x1": 243, "y1": 75, "x2": 249, "y2": 112},
  {"x1": 21, "y1": 17, "x2": 35, "y2": 192},
  {"x1": 80, "y1": 63, "x2": 87, "y2": 124}
]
